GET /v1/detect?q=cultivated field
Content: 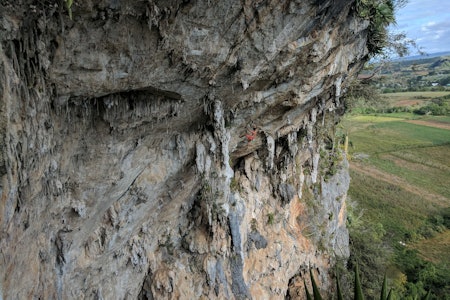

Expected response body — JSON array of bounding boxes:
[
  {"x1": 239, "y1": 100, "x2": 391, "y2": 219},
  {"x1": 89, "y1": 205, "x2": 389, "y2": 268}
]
[
  {"x1": 340, "y1": 102, "x2": 450, "y2": 296},
  {"x1": 342, "y1": 112, "x2": 450, "y2": 249},
  {"x1": 382, "y1": 91, "x2": 450, "y2": 108}
]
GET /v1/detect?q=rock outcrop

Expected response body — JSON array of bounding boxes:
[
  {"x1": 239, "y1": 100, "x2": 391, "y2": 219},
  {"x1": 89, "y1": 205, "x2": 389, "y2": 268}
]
[{"x1": 1, "y1": 0, "x2": 368, "y2": 299}]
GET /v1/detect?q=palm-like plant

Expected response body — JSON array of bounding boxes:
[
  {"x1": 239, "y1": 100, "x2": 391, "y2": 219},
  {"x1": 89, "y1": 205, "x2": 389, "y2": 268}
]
[
  {"x1": 355, "y1": 0, "x2": 397, "y2": 55},
  {"x1": 305, "y1": 265, "x2": 431, "y2": 299}
]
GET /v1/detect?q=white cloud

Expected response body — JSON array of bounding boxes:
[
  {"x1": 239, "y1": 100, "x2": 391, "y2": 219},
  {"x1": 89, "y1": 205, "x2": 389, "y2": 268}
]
[
  {"x1": 421, "y1": 21, "x2": 436, "y2": 32},
  {"x1": 393, "y1": 1, "x2": 450, "y2": 53}
]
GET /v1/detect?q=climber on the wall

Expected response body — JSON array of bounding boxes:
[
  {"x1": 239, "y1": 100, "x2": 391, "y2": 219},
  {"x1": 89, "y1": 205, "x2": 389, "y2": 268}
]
[{"x1": 245, "y1": 126, "x2": 258, "y2": 142}]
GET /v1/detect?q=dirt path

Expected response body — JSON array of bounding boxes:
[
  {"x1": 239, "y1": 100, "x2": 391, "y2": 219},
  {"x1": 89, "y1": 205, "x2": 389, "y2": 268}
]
[
  {"x1": 405, "y1": 119, "x2": 450, "y2": 130},
  {"x1": 350, "y1": 162, "x2": 450, "y2": 208}
]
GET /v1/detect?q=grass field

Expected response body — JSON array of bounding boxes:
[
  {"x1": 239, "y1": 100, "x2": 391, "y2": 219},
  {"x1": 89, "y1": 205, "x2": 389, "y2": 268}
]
[
  {"x1": 341, "y1": 111, "x2": 450, "y2": 296},
  {"x1": 413, "y1": 230, "x2": 450, "y2": 265},
  {"x1": 383, "y1": 91, "x2": 450, "y2": 100},
  {"x1": 381, "y1": 91, "x2": 450, "y2": 109},
  {"x1": 348, "y1": 169, "x2": 436, "y2": 240},
  {"x1": 342, "y1": 111, "x2": 450, "y2": 227}
]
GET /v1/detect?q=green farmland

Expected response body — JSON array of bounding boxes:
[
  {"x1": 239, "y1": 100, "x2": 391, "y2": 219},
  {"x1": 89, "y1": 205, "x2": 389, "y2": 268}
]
[{"x1": 341, "y1": 110, "x2": 450, "y2": 299}]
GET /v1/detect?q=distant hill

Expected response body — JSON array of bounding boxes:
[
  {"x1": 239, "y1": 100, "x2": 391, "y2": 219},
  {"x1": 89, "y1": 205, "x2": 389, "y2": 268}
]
[
  {"x1": 363, "y1": 53, "x2": 450, "y2": 92},
  {"x1": 430, "y1": 58, "x2": 450, "y2": 69},
  {"x1": 394, "y1": 51, "x2": 450, "y2": 62}
]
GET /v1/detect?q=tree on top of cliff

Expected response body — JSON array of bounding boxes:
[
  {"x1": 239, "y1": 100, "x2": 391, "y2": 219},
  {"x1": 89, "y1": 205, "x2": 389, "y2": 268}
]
[
  {"x1": 356, "y1": 0, "x2": 397, "y2": 56},
  {"x1": 356, "y1": 0, "x2": 420, "y2": 60}
]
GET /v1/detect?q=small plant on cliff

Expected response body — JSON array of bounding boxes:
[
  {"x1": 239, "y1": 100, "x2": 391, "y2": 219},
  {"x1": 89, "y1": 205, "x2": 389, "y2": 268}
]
[
  {"x1": 198, "y1": 179, "x2": 227, "y2": 225},
  {"x1": 64, "y1": 0, "x2": 74, "y2": 20},
  {"x1": 250, "y1": 218, "x2": 258, "y2": 231},
  {"x1": 230, "y1": 177, "x2": 241, "y2": 192},
  {"x1": 267, "y1": 213, "x2": 275, "y2": 225},
  {"x1": 319, "y1": 147, "x2": 344, "y2": 182},
  {"x1": 159, "y1": 234, "x2": 174, "y2": 256}
]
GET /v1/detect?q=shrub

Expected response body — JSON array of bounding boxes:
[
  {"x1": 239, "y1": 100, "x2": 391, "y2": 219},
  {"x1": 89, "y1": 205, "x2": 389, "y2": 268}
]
[
  {"x1": 413, "y1": 100, "x2": 450, "y2": 116},
  {"x1": 356, "y1": 0, "x2": 396, "y2": 56}
]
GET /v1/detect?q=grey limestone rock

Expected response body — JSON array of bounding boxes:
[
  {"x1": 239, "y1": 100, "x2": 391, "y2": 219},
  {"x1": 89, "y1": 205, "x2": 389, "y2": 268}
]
[{"x1": 1, "y1": 0, "x2": 368, "y2": 298}]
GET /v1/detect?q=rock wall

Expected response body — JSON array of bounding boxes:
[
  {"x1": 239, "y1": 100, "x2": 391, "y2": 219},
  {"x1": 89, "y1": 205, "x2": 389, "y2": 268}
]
[{"x1": 0, "y1": 0, "x2": 368, "y2": 299}]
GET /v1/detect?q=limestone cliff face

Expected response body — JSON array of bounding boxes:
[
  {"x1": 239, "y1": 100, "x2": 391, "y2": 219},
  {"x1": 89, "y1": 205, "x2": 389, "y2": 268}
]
[{"x1": 1, "y1": 0, "x2": 367, "y2": 299}]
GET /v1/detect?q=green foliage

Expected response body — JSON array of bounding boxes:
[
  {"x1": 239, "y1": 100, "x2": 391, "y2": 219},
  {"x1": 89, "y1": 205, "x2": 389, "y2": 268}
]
[
  {"x1": 319, "y1": 149, "x2": 342, "y2": 181},
  {"x1": 343, "y1": 80, "x2": 388, "y2": 114},
  {"x1": 306, "y1": 265, "x2": 398, "y2": 300},
  {"x1": 250, "y1": 218, "x2": 258, "y2": 232},
  {"x1": 310, "y1": 269, "x2": 324, "y2": 300},
  {"x1": 356, "y1": 0, "x2": 396, "y2": 56},
  {"x1": 413, "y1": 98, "x2": 450, "y2": 116},
  {"x1": 394, "y1": 248, "x2": 450, "y2": 299},
  {"x1": 199, "y1": 180, "x2": 212, "y2": 202},
  {"x1": 346, "y1": 164, "x2": 450, "y2": 297},
  {"x1": 65, "y1": 0, "x2": 74, "y2": 20},
  {"x1": 346, "y1": 194, "x2": 391, "y2": 297},
  {"x1": 380, "y1": 274, "x2": 388, "y2": 300},
  {"x1": 336, "y1": 269, "x2": 344, "y2": 300},
  {"x1": 267, "y1": 212, "x2": 274, "y2": 225},
  {"x1": 441, "y1": 207, "x2": 450, "y2": 229},
  {"x1": 354, "y1": 264, "x2": 365, "y2": 300},
  {"x1": 230, "y1": 177, "x2": 240, "y2": 192},
  {"x1": 198, "y1": 179, "x2": 227, "y2": 224},
  {"x1": 304, "y1": 278, "x2": 313, "y2": 300}
]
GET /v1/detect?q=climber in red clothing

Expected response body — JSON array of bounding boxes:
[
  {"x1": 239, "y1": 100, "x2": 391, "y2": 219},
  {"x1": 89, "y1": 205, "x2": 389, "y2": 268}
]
[{"x1": 245, "y1": 127, "x2": 258, "y2": 142}]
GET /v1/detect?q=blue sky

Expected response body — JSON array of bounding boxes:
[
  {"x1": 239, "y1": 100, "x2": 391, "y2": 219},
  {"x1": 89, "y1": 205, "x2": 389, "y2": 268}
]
[{"x1": 392, "y1": 0, "x2": 450, "y2": 54}]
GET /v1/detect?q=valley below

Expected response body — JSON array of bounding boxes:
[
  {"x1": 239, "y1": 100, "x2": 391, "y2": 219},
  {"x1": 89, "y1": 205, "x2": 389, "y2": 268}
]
[{"x1": 342, "y1": 89, "x2": 450, "y2": 298}]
